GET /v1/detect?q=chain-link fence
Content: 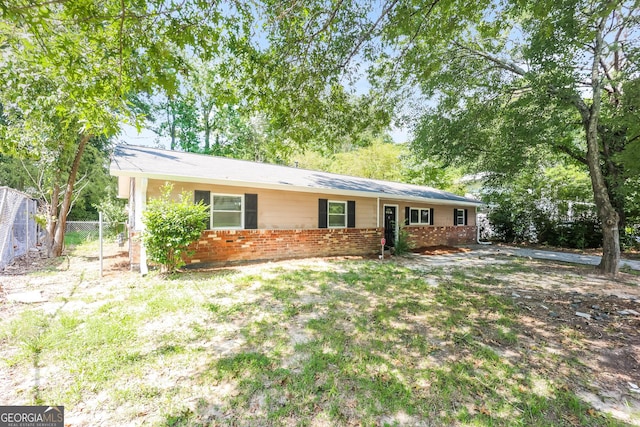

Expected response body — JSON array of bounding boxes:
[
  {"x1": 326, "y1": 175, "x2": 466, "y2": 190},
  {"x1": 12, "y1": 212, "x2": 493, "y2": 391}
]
[
  {"x1": 65, "y1": 220, "x2": 127, "y2": 245},
  {"x1": 0, "y1": 187, "x2": 39, "y2": 270}
]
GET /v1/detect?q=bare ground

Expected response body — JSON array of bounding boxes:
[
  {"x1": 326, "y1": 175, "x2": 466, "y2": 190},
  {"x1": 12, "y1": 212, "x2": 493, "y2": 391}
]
[
  {"x1": 401, "y1": 247, "x2": 640, "y2": 424},
  {"x1": 1, "y1": 243, "x2": 639, "y2": 425}
]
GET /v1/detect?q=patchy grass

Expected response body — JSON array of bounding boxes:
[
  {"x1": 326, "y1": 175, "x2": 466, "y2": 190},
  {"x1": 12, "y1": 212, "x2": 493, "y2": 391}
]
[
  {"x1": 64, "y1": 231, "x2": 98, "y2": 246},
  {"x1": 1, "y1": 245, "x2": 639, "y2": 426}
]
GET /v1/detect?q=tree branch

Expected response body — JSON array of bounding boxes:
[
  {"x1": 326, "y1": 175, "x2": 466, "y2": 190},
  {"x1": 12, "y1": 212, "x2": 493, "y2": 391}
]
[
  {"x1": 554, "y1": 144, "x2": 588, "y2": 165},
  {"x1": 119, "y1": 0, "x2": 125, "y2": 92},
  {"x1": 383, "y1": 0, "x2": 442, "y2": 92},
  {"x1": 302, "y1": 0, "x2": 345, "y2": 60},
  {"x1": 452, "y1": 41, "x2": 527, "y2": 76},
  {"x1": 339, "y1": 0, "x2": 400, "y2": 70}
]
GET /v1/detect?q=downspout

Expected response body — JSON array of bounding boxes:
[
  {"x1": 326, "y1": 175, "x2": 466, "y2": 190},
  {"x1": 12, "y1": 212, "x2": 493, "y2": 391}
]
[
  {"x1": 476, "y1": 205, "x2": 491, "y2": 245},
  {"x1": 376, "y1": 198, "x2": 380, "y2": 228}
]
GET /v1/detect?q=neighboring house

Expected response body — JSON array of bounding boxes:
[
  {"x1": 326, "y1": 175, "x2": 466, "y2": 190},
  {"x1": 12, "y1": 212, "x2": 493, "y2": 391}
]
[{"x1": 110, "y1": 145, "x2": 482, "y2": 269}]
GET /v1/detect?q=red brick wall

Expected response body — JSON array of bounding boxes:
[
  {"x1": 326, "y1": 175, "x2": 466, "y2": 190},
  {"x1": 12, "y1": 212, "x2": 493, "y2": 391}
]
[
  {"x1": 128, "y1": 225, "x2": 477, "y2": 267},
  {"x1": 187, "y1": 228, "x2": 384, "y2": 265},
  {"x1": 129, "y1": 228, "x2": 384, "y2": 266},
  {"x1": 405, "y1": 225, "x2": 477, "y2": 247}
]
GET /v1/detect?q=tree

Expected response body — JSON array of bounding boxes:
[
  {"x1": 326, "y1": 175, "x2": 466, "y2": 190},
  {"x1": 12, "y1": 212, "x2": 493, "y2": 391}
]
[
  {"x1": 0, "y1": 0, "x2": 246, "y2": 256},
  {"x1": 375, "y1": 0, "x2": 638, "y2": 276},
  {"x1": 153, "y1": 93, "x2": 201, "y2": 152},
  {"x1": 292, "y1": 137, "x2": 466, "y2": 193}
]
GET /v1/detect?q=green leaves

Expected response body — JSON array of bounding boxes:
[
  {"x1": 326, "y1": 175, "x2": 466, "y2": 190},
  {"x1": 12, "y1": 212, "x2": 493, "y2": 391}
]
[{"x1": 142, "y1": 184, "x2": 209, "y2": 273}]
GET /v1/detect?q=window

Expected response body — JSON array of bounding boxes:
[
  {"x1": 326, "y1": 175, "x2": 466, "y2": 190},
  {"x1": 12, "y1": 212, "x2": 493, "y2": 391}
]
[
  {"x1": 409, "y1": 207, "x2": 432, "y2": 225},
  {"x1": 319, "y1": 199, "x2": 355, "y2": 228},
  {"x1": 328, "y1": 201, "x2": 347, "y2": 228},
  {"x1": 454, "y1": 208, "x2": 467, "y2": 226},
  {"x1": 212, "y1": 194, "x2": 243, "y2": 229}
]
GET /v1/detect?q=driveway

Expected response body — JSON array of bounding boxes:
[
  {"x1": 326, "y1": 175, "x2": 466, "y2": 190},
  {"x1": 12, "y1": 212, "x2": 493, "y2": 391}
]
[
  {"x1": 486, "y1": 245, "x2": 640, "y2": 271},
  {"x1": 419, "y1": 245, "x2": 640, "y2": 271}
]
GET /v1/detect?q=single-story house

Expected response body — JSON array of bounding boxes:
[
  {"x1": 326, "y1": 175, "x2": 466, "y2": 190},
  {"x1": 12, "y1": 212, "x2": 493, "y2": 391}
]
[{"x1": 110, "y1": 145, "x2": 482, "y2": 270}]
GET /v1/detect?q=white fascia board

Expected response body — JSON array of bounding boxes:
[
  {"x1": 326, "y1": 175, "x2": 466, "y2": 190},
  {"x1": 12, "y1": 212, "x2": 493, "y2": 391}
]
[{"x1": 109, "y1": 170, "x2": 483, "y2": 207}]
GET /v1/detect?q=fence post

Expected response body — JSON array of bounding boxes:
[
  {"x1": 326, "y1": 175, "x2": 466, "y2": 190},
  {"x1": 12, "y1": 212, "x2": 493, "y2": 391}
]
[
  {"x1": 0, "y1": 190, "x2": 9, "y2": 266},
  {"x1": 25, "y1": 200, "x2": 29, "y2": 257},
  {"x1": 99, "y1": 212, "x2": 103, "y2": 278}
]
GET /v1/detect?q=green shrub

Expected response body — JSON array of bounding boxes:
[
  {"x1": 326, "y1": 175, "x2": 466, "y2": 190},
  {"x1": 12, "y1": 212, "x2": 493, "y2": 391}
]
[
  {"x1": 488, "y1": 204, "x2": 536, "y2": 243},
  {"x1": 621, "y1": 225, "x2": 640, "y2": 251},
  {"x1": 141, "y1": 183, "x2": 209, "y2": 273},
  {"x1": 533, "y1": 212, "x2": 601, "y2": 249},
  {"x1": 393, "y1": 225, "x2": 414, "y2": 256}
]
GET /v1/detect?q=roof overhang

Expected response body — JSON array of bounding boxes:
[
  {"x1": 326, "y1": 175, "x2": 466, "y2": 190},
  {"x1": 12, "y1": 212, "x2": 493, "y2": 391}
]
[{"x1": 110, "y1": 169, "x2": 482, "y2": 207}]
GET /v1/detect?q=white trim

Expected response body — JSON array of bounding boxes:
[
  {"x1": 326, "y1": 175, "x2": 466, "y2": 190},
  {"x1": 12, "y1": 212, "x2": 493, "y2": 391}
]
[
  {"x1": 376, "y1": 197, "x2": 380, "y2": 228},
  {"x1": 408, "y1": 207, "x2": 431, "y2": 225},
  {"x1": 211, "y1": 193, "x2": 244, "y2": 230},
  {"x1": 327, "y1": 200, "x2": 347, "y2": 228},
  {"x1": 135, "y1": 177, "x2": 148, "y2": 275},
  {"x1": 383, "y1": 204, "x2": 399, "y2": 244},
  {"x1": 110, "y1": 170, "x2": 482, "y2": 207}
]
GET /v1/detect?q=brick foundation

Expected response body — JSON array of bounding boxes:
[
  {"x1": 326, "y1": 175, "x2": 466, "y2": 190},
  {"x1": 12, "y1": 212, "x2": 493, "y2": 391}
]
[
  {"x1": 405, "y1": 225, "x2": 478, "y2": 248},
  {"x1": 128, "y1": 225, "x2": 477, "y2": 267},
  {"x1": 188, "y1": 228, "x2": 384, "y2": 265}
]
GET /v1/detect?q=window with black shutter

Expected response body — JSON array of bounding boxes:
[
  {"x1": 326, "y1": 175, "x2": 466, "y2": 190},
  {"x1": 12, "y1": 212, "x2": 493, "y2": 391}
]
[
  {"x1": 454, "y1": 208, "x2": 466, "y2": 226},
  {"x1": 408, "y1": 207, "x2": 432, "y2": 225},
  {"x1": 194, "y1": 190, "x2": 211, "y2": 229}
]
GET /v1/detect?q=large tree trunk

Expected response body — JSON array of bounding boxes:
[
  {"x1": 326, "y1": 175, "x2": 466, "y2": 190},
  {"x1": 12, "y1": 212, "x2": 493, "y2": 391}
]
[
  {"x1": 587, "y1": 127, "x2": 620, "y2": 275},
  {"x1": 583, "y1": 18, "x2": 620, "y2": 276},
  {"x1": 169, "y1": 110, "x2": 177, "y2": 150},
  {"x1": 50, "y1": 134, "x2": 90, "y2": 257},
  {"x1": 46, "y1": 181, "x2": 61, "y2": 257}
]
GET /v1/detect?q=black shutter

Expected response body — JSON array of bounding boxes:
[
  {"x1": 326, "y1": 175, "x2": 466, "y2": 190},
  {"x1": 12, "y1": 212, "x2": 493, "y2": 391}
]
[
  {"x1": 347, "y1": 200, "x2": 356, "y2": 228},
  {"x1": 429, "y1": 208, "x2": 434, "y2": 225},
  {"x1": 244, "y1": 194, "x2": 258, "y2": 229},
  {"x1": 464, "y1": 208, "x2": 468, "y2": 225},
  {"x1": 194, "y1": 190, "x2": 211, "y2": 229},
  {"x1": 318, "y1": 199, "x2": 328, "y2": 228},
  {"x1": 405, "y1": 206, "x2": 410, "y2": 225},
  {"x1": 454, "y1": 209, "x2": 458, "y2": 225},
  {"x1": 194, "y1": 190, "x2": 210, "y2": 205}
]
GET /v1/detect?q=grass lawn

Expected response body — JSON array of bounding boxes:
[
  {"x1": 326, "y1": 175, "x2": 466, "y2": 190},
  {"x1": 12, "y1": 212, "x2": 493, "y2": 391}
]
[{"x1": 1, "y1": 242, "x2": 639, "y2": 426}]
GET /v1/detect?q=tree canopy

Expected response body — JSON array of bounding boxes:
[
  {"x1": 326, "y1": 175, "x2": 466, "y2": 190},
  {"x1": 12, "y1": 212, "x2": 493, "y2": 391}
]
[{"x1": 0, "y1": 0, "x2": 246, "y2": 255}]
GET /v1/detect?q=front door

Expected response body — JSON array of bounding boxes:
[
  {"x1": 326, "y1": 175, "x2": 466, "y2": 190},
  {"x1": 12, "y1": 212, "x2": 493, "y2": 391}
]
[{"x1": 384, "y1": 205, "x2": 397, "y2": 247}]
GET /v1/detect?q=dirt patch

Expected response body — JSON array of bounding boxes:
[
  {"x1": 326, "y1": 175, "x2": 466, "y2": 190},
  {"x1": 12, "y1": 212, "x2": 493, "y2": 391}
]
[
  {"x1": 411, "y1": 245, "x2": 473, "y2": 255},
  {"x1": 396, "y1": 253, "x2": 640, "y2": 423}
]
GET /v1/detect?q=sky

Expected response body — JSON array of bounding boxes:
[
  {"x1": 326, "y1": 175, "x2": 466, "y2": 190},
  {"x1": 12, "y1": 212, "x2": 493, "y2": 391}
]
[{"x1": 118, "y1": 122, "x2": 411, "y2": 149}]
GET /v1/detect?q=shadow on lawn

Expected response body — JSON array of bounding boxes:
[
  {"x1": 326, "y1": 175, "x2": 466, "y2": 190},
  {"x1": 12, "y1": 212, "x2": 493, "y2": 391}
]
[{"x1": 159, "y1": 261, "x2": 635, "y2": 426}]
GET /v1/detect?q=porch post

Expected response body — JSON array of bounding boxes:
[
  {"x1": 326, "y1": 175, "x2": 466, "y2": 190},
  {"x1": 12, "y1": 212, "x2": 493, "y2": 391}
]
[{"x1": 135, "y1": 177, "x2": 148, "y2": 275}]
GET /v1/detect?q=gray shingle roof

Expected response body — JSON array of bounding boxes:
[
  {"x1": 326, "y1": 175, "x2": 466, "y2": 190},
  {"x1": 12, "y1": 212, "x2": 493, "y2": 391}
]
[{"x1": 110, "y1": 145, "x2": 481, "y2": 206}]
